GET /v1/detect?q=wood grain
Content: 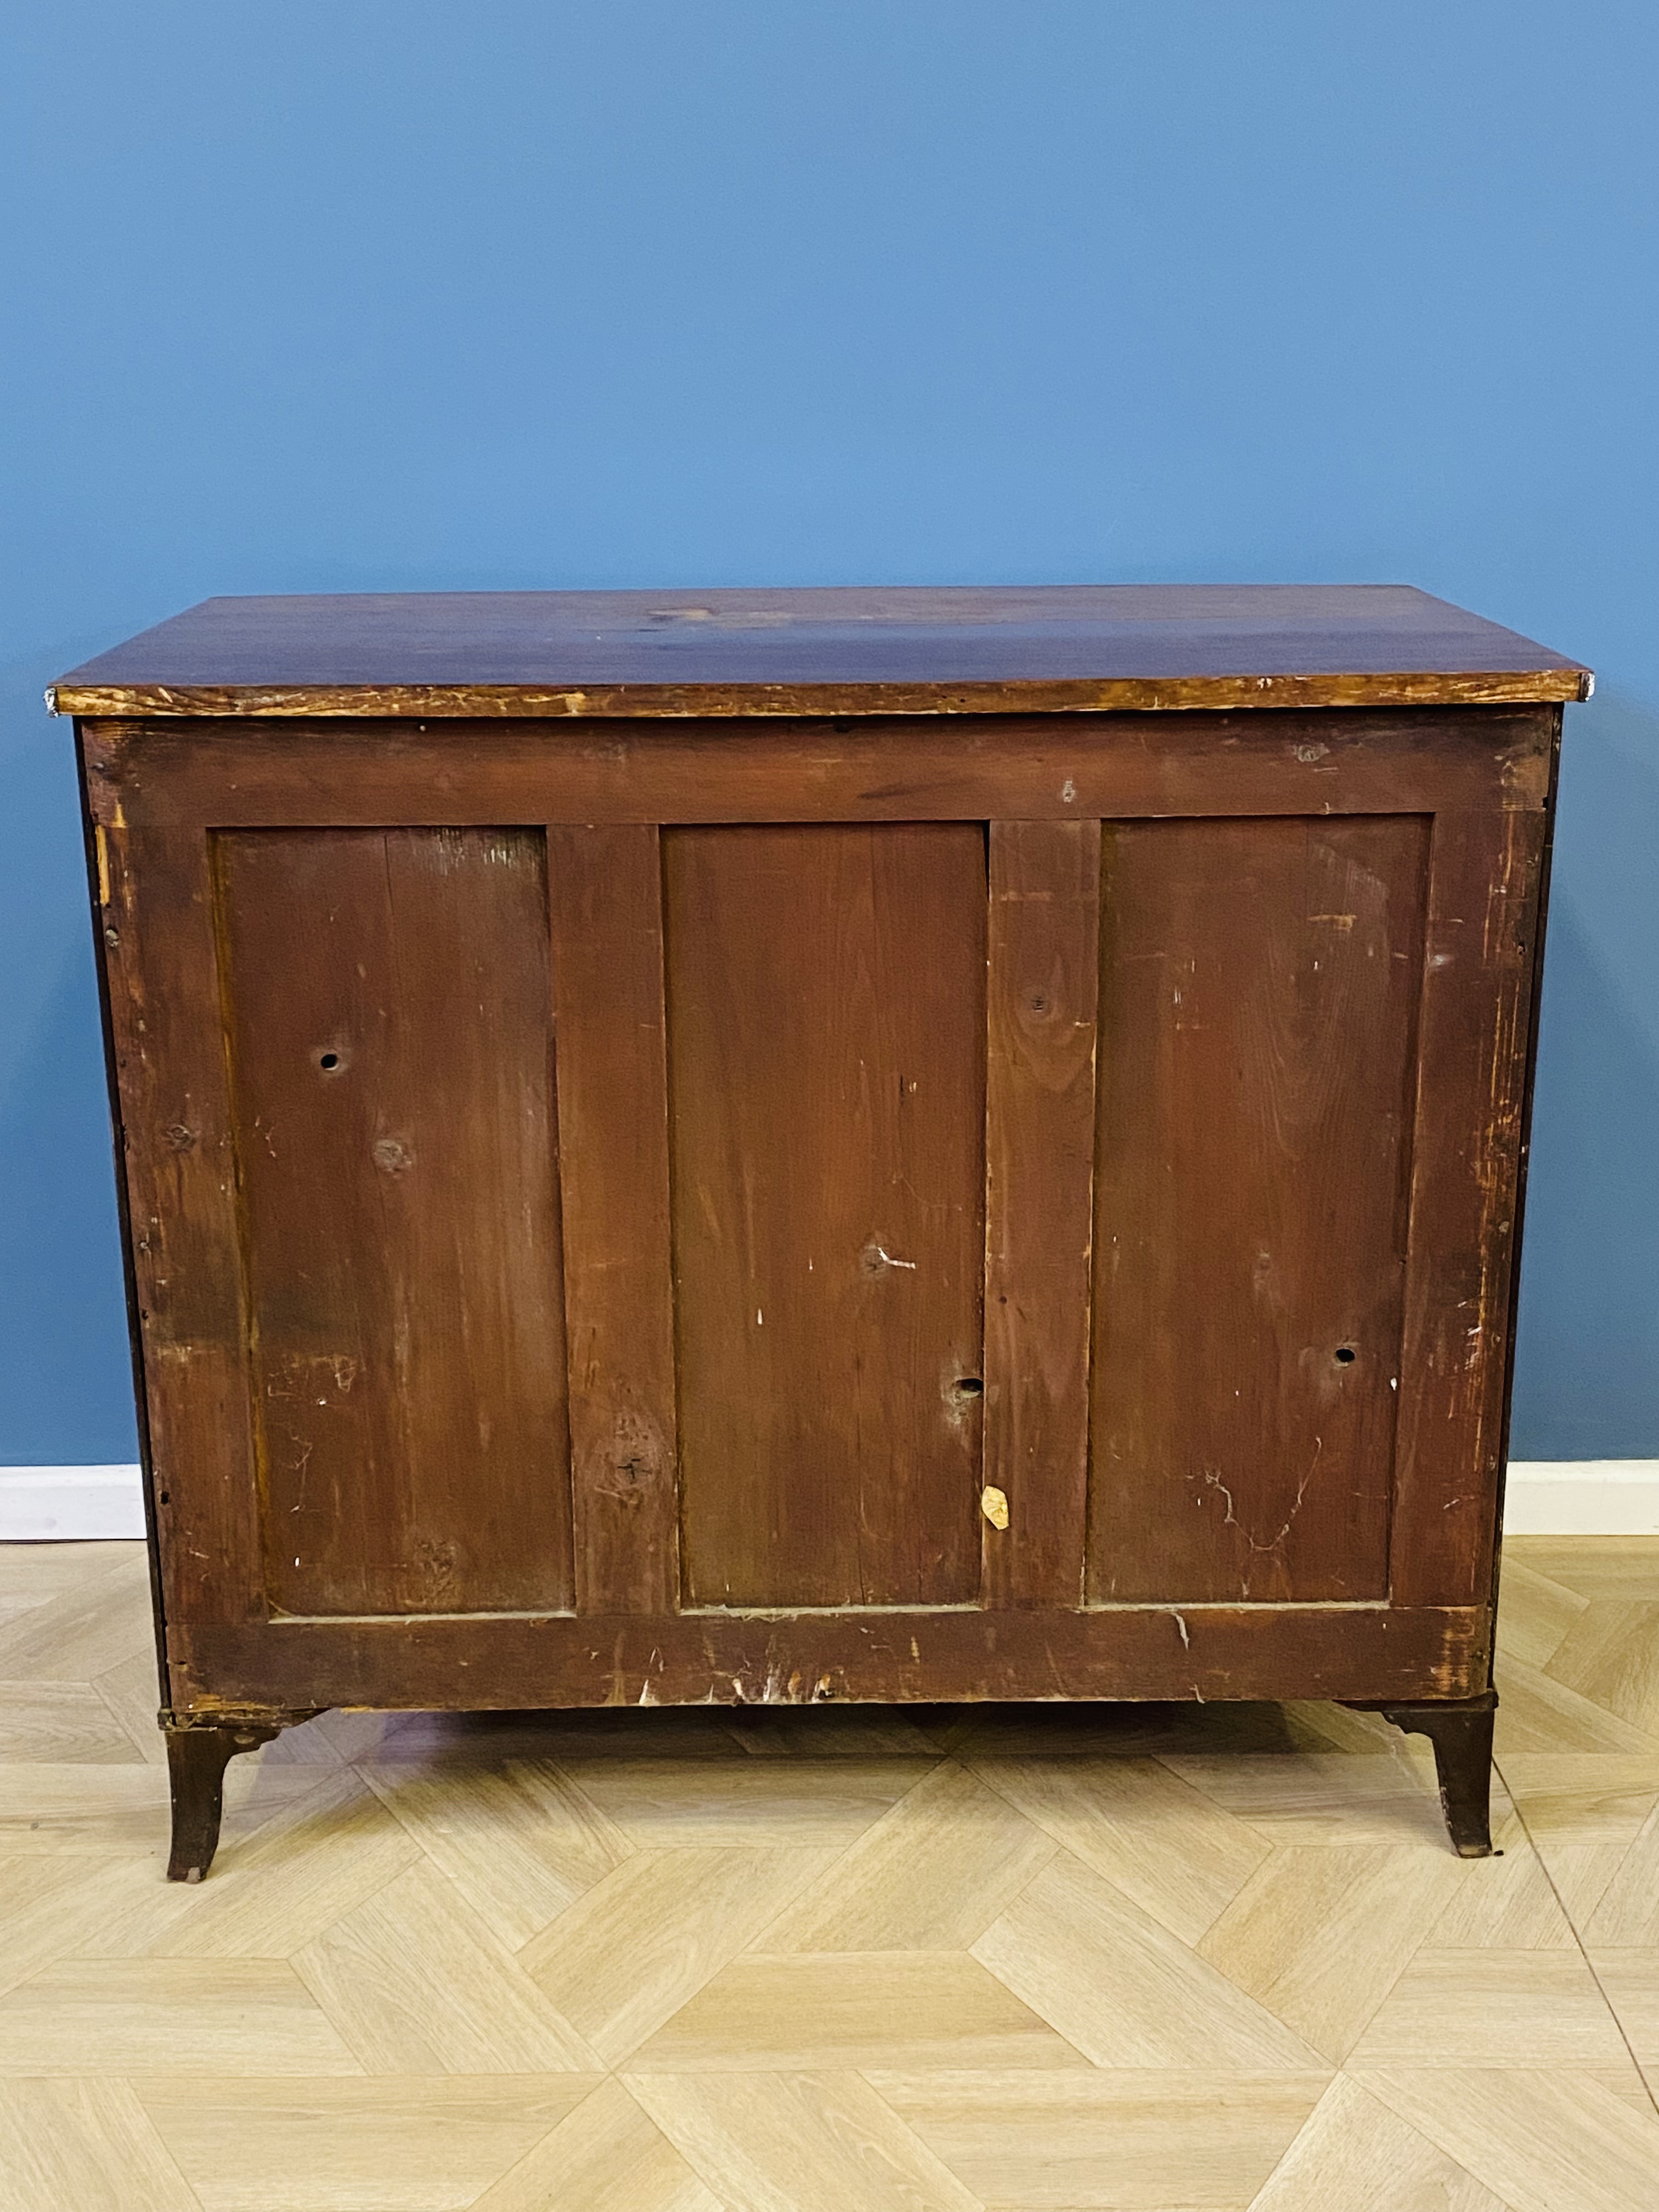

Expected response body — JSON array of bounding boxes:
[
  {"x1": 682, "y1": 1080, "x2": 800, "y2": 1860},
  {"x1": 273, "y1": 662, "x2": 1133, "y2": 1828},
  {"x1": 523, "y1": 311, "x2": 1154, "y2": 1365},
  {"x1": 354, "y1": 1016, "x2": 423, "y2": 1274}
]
[
  {"x1": 758, "y1": 1760, "x2": 1059, "y2": 1953},
  {"x1": 625, "y1": 1950, "x2": 1088, "y2": 2072},
  {"x1": 1197, "y1": 1843, "x2": 1469, "y2": 2060},
  {"x1": 4, "y1": 1539, "x2": 1656, "y2": 2210},
  {"x1": 981, "y1": 820, "x2": 1100, "y2": 1609},
  {"x1": 521, "y1": 1847, "x2": 838, "y2": 2064},
  {"x1": 1249, "y1": 2074, "x2": 1509, "y2": 2212},
  {"x1": 100, "y1": 824, "x2": 264, "y2": 1629},
  {"x1": 0, "y1": 2078, "x2": 203, "y2": 2211},
  {"x1": 0, "y1": 1957, "x2": 362, "y2": 2075},
  {"x1": 471, "y1": 2076, "x2": 723, "y2": 2212},
  {"x1": 360, "y1": 1757, "x2": 633, "y2": 1951},
  {"x1": 137, "y1": 2076, "x2": 597, "y2": 2212},
  {"x1": 165, "y1": 1602, "x2": 1491, "y2": 1713},
  {"x1": 873, "y1": 2068, "x2": 1327, "y2": 2212},
  {"x1": 973, "y1": 1849, "x2": 1328, "y2": 2069},
  {"x1": 1347, "y1": 1948, "x2": 1637, "y2": 2069},
  {"x1": 1088, "y1": 815, "x2": 1429, "y2": 1604},
  {"x1": 80, "y1": 707, "x2": 1557, "y2": 831},
  {"x1": 1359, "y1": 2069, "x2": 1659, "y2": 2212},
  {"x1": 627, "y1": 2070, "x2": 984, "y2": 2212},
  {"x1": 664, "y1": 825, "x2": 986, "y2": 1609},
  {"x1": 289, "y1": 1860, "x2": 599, "y2": 2074},
  {"x1": 74, "y1": 595, "x2": 1574, "y2": 1821},
  {"x1": 217, "y1": 828, "x2": 573, "y2": 1619},
  {"x1": 545, "y1": 826, "x2": 681, "y2": 1617},
  {"x1": 1391, "y1": 808, "x2": 1548, "y2": 1608},
  {"x1": 52, "y1": 584, "x2": 1590, "y2": 717},
  {"x1": 966, "y1": 1752, "x2": 1269, "y2": 1945}
]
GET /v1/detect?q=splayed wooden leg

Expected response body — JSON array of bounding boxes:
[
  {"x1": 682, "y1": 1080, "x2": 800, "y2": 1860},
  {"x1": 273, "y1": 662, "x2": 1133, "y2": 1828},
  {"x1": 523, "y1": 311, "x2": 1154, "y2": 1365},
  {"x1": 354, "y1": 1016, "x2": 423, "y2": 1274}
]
[
  {"x1": 162, "y1": 1714, "x2": 294, "y2": 1881},
  {"x1": 1362, "y1": 1691, "x2": 1499, "y2": 1857}
]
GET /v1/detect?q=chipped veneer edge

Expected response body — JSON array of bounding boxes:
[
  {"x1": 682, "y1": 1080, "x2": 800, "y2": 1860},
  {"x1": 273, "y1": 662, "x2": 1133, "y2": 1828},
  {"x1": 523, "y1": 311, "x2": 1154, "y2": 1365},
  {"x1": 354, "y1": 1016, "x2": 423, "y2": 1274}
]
[{"x1": 47, "y1": 668, "x2": 1592, "y2": 719}]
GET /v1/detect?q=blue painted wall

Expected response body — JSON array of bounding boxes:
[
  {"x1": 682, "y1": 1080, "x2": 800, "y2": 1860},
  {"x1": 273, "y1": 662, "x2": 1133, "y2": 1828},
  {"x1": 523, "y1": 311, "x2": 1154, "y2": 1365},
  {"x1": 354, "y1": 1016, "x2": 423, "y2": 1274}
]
[{"x1": 3, "y1": 2, "x2": 1654, "y2": 1462}]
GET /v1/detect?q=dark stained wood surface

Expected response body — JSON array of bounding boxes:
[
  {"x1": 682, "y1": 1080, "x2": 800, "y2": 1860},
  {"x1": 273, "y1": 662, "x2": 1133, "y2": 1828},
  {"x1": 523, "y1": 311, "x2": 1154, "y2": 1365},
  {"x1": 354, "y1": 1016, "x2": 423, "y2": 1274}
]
[
  {"x1": 1390, "y1": 806, "x2": 1548, "y2": 1606},
  {"x1": 981, "y1": 821, "x2": 1101, "y2": 1609},
  {"x1": 665, "y1": 825, "x2": 987, "y2": 1608},
  {"x1": 1373, "y1": 1696, "x2": 1500, "y2": 1858},
  {"x1": 77, "y1": 606, "x2": 1566, "y2": 1793},
  {"x1": 545, "y1": 825, "x2": 681, "y2": 1617},
  {"x1": 217, "y1": 829, "x2": 574, "y2": 1617},
  {"x1": 1488, "y1": 719, "x2": 1564, "y2": 1614},
  {"x1": 53, "y1": 585, "x2": 1590, "y2": 718},
  {"x1": 167, "y1": 1601, "x2": 1490, "y2": 1714},
  {"x1": 81, "y1": 707, "x2": 1557, "y2": 831},
  {"x1": 1088, "y1": 816, "x2": 1430, "y2": 1605},
  {"x1": 100, "y1": 825, "x2": 265, "y2": 1626},
  {"x1": 77, "y1": 756, "x2": 172, "y2": 1707}
]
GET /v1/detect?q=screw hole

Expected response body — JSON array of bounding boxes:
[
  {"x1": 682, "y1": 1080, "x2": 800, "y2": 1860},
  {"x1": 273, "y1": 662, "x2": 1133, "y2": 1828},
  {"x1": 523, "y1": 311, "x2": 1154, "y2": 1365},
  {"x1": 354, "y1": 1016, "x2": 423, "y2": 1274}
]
[
  {"x1": 955, "y1": 1376, "x2": 984, "y2": 1396},
  {"x1": 1334, "y1": 1346, "x2": 1357, "y2": 1365},
  {"x1": 318, "y1": 1051, "x2": 341, "y2": 1072},
  {"x1": 158, "y1": 1490, "x2": 170, "y2": 1505}
]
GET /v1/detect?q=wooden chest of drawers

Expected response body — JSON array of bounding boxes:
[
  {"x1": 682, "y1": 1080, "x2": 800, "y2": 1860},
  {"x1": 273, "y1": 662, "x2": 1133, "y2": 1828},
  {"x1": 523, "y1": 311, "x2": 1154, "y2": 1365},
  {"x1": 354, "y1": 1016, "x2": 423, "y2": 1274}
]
[{"x1": 54, "y1": 585, "x2": 1588, "y2": 1875}]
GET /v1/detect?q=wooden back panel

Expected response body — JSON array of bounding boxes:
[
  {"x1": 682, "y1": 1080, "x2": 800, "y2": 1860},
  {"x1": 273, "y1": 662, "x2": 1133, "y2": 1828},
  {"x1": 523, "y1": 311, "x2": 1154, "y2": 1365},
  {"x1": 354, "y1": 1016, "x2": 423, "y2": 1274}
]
[
  {"x1": 82, "y1": 703, "x2": 1553, "y2": 1712},
  {"x1": 1087, "y1": 816, "x2": 1429, "y2": 1603},
  {"x1": 665, "y1": 825, "x2": 988, "y2": 1607},
  {"x1": 216, "y1": 828, "x2": 573, "y2": 1616}
]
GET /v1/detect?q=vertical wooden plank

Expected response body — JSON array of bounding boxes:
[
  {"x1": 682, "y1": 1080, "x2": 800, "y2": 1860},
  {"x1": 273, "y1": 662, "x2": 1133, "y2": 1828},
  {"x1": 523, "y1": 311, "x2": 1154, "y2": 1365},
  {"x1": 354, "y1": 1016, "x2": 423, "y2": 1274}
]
[
  {"x1": 77, "y1": 732, "x2": 170, "y2": 1703},
  {"x1": 99, "y1": 820, "x2": 264, "y2": 1626},
  {"x1": 1088, "y1": 815, "x2": 1429, "y2": 1604},
  {"x1": 547, "y1": 825, "x2": 681, "y2": 1616},
  {"x1": 1488, "y1": 714, "x2": 1562, "y2": 1606},
  {"x1": 664, "y1": 824, "x2": 986, "y2": 1609},
  {"x1": 981, "y1": 820, "x2": 1101, "y2": 1609},
  {"x1": 218, "y1": 828, "x2": 573, "y2": 1618},
  {"x1": 1391, "y1": 806, "x2": 1548, "y2": 1607}
]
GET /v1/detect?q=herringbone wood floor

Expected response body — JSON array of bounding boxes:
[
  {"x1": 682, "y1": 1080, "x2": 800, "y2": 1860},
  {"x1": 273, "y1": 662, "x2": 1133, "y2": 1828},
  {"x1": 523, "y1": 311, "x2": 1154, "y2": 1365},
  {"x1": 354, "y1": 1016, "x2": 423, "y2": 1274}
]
[{"x1": 2, "y1": 1540, "x2": 1657, "y2": 2209}]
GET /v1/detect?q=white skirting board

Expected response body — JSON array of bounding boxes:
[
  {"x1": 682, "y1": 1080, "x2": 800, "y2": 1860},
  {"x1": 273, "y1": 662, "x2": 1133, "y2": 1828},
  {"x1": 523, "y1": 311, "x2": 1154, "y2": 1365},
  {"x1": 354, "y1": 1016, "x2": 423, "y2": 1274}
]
[
  {"x1": 1499, "y1": 1460, "x2": 1659, "y2": 1537},
  {"x1": 2, "y1": 1458, "x2": 1657, "y2": 1543},
  {"x1": 0, "y1": 1465, "x2": 149, "y2": 1541}
]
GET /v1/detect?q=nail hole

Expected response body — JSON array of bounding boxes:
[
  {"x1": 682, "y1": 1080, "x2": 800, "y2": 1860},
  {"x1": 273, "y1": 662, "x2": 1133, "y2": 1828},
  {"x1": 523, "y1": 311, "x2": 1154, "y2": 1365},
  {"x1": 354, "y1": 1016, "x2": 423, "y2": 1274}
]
[
  {"x1": 955, "y1": 1376, "x2": 984, "y2": 1396},
  {"x1": 317, "y1": 1050, "x2": 341, "y2": 1072},
  {"x1": 1334, "y1": 1346, "x2": 1357, "y2": 1365},
  {"x1": 158, "y1": 1490, "x2": 170, "y2": 1505}
]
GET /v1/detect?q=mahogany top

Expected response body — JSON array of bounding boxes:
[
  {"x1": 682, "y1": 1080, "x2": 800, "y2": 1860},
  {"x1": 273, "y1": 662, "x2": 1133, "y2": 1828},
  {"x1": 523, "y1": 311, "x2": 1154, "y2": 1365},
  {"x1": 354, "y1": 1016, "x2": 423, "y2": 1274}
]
[{"x1": 52, "y1": 584, "x2": 1590, "y2": 720}]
